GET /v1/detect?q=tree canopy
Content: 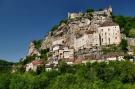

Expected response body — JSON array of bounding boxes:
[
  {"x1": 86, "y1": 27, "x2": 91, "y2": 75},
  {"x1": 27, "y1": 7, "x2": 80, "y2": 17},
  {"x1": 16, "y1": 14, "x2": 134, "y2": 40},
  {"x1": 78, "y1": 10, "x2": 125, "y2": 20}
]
[{"x1": 1, "y1": 61, "x2": 135, "y2": 89}]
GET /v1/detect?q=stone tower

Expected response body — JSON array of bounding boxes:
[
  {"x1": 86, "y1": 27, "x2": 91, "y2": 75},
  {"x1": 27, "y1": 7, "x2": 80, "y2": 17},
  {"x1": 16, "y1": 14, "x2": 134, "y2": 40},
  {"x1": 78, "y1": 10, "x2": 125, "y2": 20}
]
[{"x1": 108, "y1": 5, "x2": 112, "y2": 13}]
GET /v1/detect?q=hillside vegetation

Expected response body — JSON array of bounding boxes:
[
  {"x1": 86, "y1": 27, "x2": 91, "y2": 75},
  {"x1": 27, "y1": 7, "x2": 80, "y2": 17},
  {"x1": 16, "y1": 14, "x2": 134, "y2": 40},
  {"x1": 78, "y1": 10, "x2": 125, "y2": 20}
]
[
  {"x1": 1, "y1": 61, "x2": 135, "y2": 89},
  {"x1": 0, "y1": 60, "x2": 14, "y2": 73},
  {"x1": 113, "y1": 16, "x2": 135, "y2": 37}
]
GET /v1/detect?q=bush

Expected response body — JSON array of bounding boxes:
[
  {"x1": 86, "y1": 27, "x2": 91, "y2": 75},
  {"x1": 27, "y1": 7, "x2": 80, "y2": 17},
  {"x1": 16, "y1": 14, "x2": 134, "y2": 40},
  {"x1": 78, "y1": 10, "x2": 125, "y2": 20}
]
[
  {"x1": 86, "y1": 8, "x2": 94, "y2": 13},
  {"x1": 113, "y1": 16, "x2": 135, "y2": 36},
  {"x1": 33, "y1": 40, "x2": 42, "y2": 49},
  {"x1": 119, "y1": 39, "x2": 128, "y2": 52}
]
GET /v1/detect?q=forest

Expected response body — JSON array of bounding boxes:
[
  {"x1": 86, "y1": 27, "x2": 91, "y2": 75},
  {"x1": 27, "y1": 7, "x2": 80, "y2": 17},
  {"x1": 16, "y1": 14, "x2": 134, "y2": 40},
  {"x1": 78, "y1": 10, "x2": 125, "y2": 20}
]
[
  {"x1": 0, "y1": 60, "x2": 14, "y2": 73},
  {"x1": 1, "y1": 60, "x2": 135, "y2": 89}
]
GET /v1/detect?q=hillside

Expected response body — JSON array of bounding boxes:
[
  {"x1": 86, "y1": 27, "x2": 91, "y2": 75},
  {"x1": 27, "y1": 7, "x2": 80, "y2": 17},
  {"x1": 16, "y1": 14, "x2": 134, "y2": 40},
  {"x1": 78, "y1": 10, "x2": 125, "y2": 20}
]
[
  {"x1": 0, "y1": 59, "x2": 14, "y2": 72},
  {"x1": 113, "y1": 16, "x2": 135, "y2": 37},
  {"x1": 0, "y1": 59, "x2": 14, "y2": 65}
]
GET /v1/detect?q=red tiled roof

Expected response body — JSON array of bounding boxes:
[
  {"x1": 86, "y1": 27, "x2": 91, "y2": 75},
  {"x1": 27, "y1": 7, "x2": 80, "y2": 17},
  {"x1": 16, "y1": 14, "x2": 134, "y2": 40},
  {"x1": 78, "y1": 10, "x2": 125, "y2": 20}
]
[{"x1": 32, "y1": 60, "x2": 43, "y2": 65}]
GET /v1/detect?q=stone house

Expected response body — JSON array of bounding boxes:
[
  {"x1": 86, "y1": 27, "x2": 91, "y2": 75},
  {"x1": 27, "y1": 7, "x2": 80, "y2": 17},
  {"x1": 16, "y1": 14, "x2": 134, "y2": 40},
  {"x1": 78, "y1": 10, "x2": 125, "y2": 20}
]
[
  {"x1": 127, "y1": 38, "x2": 135, "y2": 46},
  {"x1": 74, "y1": 32, "x2": 100, "y2": 51},
  {"x1": 52, "y1": 44, "x2": 74, "y2": 60},
  {"x1": 26, "y1": 60, "x2": 43, "y2": 72},
  {"x1": 74, "y1": 25, "x2": 121, "y2": 51}
]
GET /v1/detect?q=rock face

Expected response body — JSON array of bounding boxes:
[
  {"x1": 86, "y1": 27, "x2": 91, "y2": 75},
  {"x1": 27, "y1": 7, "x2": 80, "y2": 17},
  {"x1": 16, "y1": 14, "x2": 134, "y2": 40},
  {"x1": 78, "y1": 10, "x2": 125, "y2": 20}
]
[{"x1": 27, "y1": 42, "x2": 41, "y2": 56}]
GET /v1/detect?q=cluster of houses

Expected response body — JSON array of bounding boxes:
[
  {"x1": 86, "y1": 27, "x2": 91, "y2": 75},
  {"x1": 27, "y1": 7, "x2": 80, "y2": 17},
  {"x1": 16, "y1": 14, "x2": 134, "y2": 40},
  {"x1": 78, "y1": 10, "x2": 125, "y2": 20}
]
[{"x1": 25, "y1": 6, "x2": 134, "y2": 72}]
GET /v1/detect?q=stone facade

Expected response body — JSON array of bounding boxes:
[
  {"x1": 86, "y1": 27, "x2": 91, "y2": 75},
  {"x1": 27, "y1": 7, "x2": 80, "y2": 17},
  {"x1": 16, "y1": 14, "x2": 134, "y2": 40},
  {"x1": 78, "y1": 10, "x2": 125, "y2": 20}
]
[
  {"x1": 74, "y1": 25, "x2": 121, "y2": 51},
  {"x1": 74, "y1": 32, "x2": 100, "y2": 51},
  {"x1": 98, "y1": 25, "x2": 121, "y2": 46},
  {"x1": 68, "y1": 12, "x2": 83, "y2": 19},
  {"x1": 26, "y1": 60, "x2": 43, "y2": 72},
  {"x1": 52, "y1": 45, "x2": 74, "y2": 60},
  {"x1": 127, "y1": 38, "x2": 135, "y2": 46}
]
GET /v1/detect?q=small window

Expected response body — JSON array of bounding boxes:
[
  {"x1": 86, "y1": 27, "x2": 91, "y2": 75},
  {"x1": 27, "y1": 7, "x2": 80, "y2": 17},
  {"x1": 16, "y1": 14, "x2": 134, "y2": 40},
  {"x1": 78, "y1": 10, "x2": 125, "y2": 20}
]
[
  {"x1": 109, "y1": 38, "x2": 110, "y2": 44},
  {"x1": 108, "y1": 28, "x2": 110, "y2": 31},
  {"x1": 101, "y1": 29, "x2": 103, "y2": 31}
]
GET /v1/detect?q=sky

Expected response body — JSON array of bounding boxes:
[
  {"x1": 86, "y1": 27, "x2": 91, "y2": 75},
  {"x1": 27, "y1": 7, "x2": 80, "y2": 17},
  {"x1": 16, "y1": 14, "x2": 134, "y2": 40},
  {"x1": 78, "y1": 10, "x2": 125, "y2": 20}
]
[{"x1": 0, "y1": 0, "x2": 135, "y2": 62}]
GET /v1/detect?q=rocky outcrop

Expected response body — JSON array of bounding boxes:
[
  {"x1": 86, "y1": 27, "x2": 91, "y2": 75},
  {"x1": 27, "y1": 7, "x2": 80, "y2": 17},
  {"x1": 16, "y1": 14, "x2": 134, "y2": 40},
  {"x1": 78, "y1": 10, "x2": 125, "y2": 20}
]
[{"x1": 27, "y1": 42, "x2": 41, "y2": 56}]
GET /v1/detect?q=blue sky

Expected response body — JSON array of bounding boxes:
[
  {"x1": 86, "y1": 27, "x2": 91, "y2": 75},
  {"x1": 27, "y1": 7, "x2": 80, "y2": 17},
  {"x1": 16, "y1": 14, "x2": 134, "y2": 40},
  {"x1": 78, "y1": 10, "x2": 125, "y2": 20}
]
[{"x1": 0, "y1": 0, "x2": 135, "y2": 62}]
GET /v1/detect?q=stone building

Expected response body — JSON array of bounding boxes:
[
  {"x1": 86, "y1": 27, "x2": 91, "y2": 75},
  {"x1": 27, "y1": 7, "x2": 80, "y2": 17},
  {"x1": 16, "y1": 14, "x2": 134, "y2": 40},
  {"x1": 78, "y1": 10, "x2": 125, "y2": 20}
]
[
  {"x1": 93, "y1": 6, "x2": 112, "y2": 17},
  {"x1": 127, "y1": 38, "x2": 135, "y2": 46},
  {"x1": 74, "y1": 32, "x2": 100, "y2": 51},
  {"x1": 26, "y1": 60, "x2": 43, "y2": 72},
  {"x1": 52, "y1": 44, "x2": 74, "y2": 60},
  {"x1": 68, "y1": 12, "x2": 83, "y2": 19},
  {"x1": 98, "y1": 25, "x2": 121, "y2": 46},
  {"x1": 50, "y1": 39, "x2": 75, "y2": 61},
  {"x1": 74, "y1": 25, "x2": 121, "y2": 51}
]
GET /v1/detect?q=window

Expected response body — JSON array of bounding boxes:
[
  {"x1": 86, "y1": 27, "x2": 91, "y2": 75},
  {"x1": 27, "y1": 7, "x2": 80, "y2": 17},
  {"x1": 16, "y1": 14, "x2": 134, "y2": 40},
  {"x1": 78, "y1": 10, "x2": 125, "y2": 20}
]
[
  {"x1": 101, "y1": 29, "x2": 103, "y2": 31},
  {"x1": 108, "y1": 38, "x2": 110, "y2": 44},
  {"x1": 102, "y1": 38, "x2": 103, "y2": 42},
  {"x1": 108, "y1": 28, "x2": 110, "y2": 31}
]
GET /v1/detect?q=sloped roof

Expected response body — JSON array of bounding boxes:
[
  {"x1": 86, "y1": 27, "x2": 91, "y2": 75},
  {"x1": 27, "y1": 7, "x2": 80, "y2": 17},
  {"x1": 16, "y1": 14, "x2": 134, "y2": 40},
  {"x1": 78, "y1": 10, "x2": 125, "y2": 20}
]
[
  {"x1": 32, "y1": 60, "x2": 43, "y2": 65},
  {"x1": 100, "y1": 20, "x2": 117, "y2": 27}
]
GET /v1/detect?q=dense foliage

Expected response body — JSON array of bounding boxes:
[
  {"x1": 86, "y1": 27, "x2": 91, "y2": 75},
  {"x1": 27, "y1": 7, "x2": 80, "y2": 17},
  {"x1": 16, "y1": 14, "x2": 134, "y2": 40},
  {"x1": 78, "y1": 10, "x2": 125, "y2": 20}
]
[
  {"x1": 20, "y1": 55, "x2": 37, "y2": 65},
  {"x1": 86, "y1": 8, "x2": 94, "y2": 13},
  {"x1": 40, "y1": 49, "x2": 50, "y2": 61},
  {"x1": 1, "y1": 61, "x2": 135, "y2": 89},
  {"x1": 119, "y1": 39, "x2": 128, "y2": 52},
  {"x1": 113, "y1": 16, "x2": 135, "y2": 37},
  {"x1": 33, "y1": 40, "x2": 42, "y2": 49},
  {"x1": 0, "y1": 60, "x2": 14, "y2": 73}
]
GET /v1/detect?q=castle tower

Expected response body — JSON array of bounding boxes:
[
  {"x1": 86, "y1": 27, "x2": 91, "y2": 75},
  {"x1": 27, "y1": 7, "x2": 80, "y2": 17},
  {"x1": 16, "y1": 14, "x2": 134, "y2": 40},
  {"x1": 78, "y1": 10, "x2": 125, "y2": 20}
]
[{"x1": 108, "y1": 5, "x2": 112, "y2": 13}]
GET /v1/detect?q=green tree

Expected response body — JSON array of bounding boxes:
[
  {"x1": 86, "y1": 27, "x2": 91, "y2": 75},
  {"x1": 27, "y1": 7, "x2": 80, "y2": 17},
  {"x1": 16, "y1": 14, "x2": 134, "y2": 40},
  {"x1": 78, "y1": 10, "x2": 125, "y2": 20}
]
[
  {"x1": 119, "y1": 39, "x2": 128, "y2": 52},
  {"x1": 51, "y1": 25, "x2": 59, "y2": 32},
  {"x1": 128, "y1": 28, "x2": 135, "y2": 37},
  {"x1": 0, "y1": 73, "x2": 11, "y2": 89},
  {"x1": 86, "y1": 8, "x2": 94, "y2": 13},
  {"x1": 33, "y1": 40, "x2": 42, "y2": 49}
]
